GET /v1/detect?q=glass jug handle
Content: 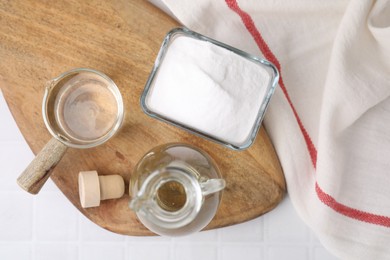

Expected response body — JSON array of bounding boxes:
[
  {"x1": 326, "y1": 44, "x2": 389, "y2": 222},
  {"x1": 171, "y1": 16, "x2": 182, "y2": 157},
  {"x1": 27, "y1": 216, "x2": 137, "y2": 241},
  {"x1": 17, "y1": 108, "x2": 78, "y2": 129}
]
[{"x1": 200, "y1": 178, "x2": 226, "y2": 196}]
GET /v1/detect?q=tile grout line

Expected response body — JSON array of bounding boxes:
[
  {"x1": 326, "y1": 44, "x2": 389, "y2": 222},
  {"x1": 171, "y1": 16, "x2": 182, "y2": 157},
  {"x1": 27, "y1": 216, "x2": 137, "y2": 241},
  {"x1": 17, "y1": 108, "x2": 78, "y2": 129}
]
[
  {"x1": 31, "y1": 196, "x2": 37, "y2": 260},
  {"x1": 261, "y1": 217, "x2": 266, "y2": 259},
  {"x1": 123, "y1": 234, "x2": 129, "y2": 260},
  {"x1": 263, "y1": 214, "x2": 269, "y2": 259},
  {"x1": 77, "y1": 213, "x2": 82, "y2": 260},
  {"x1": 216, "y1": 229, "x2": 222, "y2": 260},
  {"x1": 309, "y1": 231, "x2": 316, "y2": 260},
  {"x1": 170, "y1": 237, "x2": 175, "y2": 260}
]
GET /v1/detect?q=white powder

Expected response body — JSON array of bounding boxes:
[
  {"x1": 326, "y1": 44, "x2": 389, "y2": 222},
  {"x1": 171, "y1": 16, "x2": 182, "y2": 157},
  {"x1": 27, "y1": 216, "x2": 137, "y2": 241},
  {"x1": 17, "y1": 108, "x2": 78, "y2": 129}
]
[{"x1": 146, "y1": 36, "x2": 271, "y2": 147}]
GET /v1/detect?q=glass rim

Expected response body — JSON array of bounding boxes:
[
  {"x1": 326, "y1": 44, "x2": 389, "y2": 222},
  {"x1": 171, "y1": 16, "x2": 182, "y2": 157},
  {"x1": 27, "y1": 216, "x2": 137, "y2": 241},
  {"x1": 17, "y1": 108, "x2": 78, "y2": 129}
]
[{"x1": 42, "y1": 67, "x2": 124, "y2": 149}]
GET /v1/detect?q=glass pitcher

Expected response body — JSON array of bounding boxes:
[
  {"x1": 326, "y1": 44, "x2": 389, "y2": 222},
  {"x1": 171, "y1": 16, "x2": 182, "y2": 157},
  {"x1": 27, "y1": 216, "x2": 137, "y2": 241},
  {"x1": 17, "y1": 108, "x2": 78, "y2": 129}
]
[{"x1": 129, "y1": 143, "x2": 225, "y2": 236}]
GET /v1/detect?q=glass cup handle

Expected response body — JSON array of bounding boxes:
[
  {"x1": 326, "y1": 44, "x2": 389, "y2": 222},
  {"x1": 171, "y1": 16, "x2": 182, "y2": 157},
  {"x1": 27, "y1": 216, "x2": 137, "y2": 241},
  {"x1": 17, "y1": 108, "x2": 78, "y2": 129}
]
[
  {"x1": 16, "y1": 137, "x2": 68, "y2": 194},
  {"x1": 200, "y1": 178, "x2": 226, "y2": 196}
]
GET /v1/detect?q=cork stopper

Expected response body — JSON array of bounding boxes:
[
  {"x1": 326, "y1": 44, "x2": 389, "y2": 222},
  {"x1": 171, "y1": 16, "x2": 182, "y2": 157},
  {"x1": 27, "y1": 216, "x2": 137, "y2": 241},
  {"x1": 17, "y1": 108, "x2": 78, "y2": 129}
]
[{"x1": 78, "y1": 171, "x2": 125, "y2": 208}]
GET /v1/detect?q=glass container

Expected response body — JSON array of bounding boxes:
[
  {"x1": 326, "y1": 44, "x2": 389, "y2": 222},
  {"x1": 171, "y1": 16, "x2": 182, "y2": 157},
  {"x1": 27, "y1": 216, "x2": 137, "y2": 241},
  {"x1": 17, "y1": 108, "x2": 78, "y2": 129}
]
[
  {"x1": 141, "y1": 27, "x2": 279, "y2": 150},
  {"x1": 17, "y1": 68, "x2": 124, "y2": 194},
  {"x1": 129, "y1": 143, "x2": 225, "y2": 236}
]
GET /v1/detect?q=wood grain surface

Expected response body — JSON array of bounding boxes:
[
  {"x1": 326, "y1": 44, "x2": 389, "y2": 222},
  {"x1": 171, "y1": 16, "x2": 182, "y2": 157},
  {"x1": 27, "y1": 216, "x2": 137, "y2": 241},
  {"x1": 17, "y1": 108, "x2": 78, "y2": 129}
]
[{"x1": 0, "y1": 0, "x2": 286, "y2": 235}]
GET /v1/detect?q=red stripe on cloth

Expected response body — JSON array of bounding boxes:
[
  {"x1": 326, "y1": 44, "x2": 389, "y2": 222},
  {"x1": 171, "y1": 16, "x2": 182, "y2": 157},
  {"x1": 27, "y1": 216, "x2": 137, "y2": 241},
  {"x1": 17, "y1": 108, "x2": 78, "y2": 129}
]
[
  {"x1": 225, "y1": 0, "x2": 390, "y2": 227},
  {"x1": 225, "y1": 0, "x2": 317, "y2": 168},
  {"x1": 316, "y1": 183, "x2": 390, "y2": 227}
]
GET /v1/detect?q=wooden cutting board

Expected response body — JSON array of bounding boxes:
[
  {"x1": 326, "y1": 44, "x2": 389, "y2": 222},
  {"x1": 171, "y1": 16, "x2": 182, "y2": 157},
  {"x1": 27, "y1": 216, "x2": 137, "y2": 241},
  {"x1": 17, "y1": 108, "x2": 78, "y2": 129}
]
[{"x1": 0, "y1": 0, "x2": 286, "y2": 235}]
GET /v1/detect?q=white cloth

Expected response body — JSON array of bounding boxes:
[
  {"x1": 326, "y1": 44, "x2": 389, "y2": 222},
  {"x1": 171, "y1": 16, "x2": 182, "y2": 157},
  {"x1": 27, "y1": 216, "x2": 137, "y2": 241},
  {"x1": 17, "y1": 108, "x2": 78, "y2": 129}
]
[{"x1": 160, "y1": 0, "x2": 390, "y2": 259}]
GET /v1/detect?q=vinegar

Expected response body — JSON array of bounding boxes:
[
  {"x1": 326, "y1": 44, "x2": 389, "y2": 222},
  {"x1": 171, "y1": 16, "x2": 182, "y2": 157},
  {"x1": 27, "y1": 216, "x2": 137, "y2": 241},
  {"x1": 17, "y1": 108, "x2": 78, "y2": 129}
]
[{"x1": 54, "y1": 72, "x2": 118, "y2": 142}]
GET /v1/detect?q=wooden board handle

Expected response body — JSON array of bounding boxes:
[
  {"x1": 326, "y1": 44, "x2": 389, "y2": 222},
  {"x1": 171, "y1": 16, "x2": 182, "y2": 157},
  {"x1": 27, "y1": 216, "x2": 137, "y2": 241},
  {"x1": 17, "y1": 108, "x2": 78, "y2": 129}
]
[{"x1": 17, "y1": 137, "x2": 68, "y2": 194}]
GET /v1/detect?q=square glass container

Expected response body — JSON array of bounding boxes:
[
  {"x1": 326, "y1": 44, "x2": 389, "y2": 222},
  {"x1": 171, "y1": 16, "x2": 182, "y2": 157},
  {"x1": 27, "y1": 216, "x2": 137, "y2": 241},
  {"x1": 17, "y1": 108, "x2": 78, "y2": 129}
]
[{"x1": 141, "y1": 27, "x2": 279, "y2": 150}]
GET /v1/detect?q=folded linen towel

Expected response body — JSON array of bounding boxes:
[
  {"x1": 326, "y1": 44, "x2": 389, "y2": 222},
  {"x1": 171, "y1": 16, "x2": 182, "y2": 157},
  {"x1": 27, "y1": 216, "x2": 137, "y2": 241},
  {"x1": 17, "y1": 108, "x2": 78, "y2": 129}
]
[{"x1": 159, "y1": 0, "x2": 390, "y2": 259}]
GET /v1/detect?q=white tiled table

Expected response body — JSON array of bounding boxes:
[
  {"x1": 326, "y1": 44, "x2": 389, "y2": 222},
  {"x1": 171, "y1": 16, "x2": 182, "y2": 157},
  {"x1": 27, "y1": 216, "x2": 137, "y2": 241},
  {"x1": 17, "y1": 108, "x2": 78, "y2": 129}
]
[{"x1": 0, "y1": 90, "x2": 337, "y2": 259}]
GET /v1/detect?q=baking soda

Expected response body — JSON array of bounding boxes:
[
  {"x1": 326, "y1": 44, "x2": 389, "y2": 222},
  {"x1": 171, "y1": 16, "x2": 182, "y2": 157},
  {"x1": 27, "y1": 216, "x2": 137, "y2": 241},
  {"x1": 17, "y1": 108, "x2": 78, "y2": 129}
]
[{"x1": 146, "y1": 36, "x2": 271, "y2": 146}]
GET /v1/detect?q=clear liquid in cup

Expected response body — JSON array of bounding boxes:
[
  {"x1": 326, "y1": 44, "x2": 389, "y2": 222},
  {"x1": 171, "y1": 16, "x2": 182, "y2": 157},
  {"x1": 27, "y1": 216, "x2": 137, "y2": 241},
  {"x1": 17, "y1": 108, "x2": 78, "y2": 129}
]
[{"x1": 54, "y1": 72, "x2": 119, "y2": 142}]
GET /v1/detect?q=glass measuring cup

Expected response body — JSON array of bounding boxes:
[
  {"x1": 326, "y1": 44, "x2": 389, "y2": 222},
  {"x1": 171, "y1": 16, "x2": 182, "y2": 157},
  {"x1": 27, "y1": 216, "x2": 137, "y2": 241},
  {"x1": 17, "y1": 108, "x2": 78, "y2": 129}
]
[
  {"x1": 129, "y1": 143, "x2": 225, "y2": 236},
  {"x1": 17, "y1": 68, "x2": 124, "y2": 194}
]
